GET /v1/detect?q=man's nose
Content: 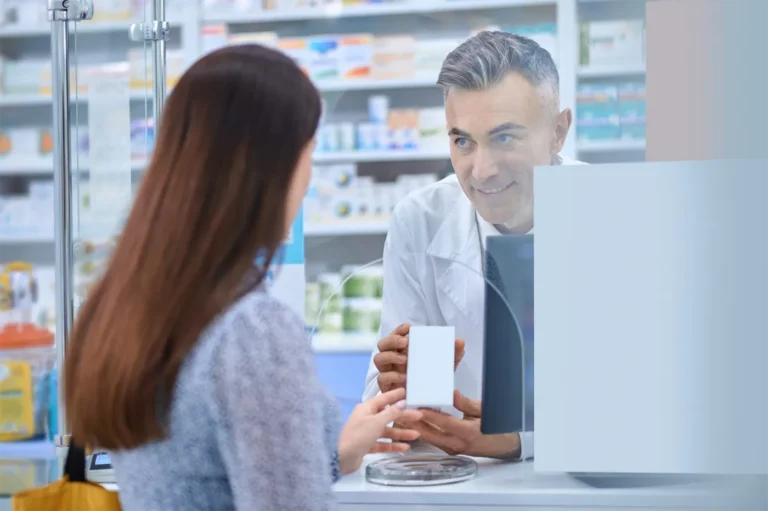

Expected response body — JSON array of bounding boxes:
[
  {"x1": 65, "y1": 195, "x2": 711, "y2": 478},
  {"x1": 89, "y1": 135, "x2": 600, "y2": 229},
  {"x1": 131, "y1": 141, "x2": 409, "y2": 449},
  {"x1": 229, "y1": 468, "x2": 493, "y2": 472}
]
[{"x1": 471, "y1": 148, "x2": 500, "y2": 181}]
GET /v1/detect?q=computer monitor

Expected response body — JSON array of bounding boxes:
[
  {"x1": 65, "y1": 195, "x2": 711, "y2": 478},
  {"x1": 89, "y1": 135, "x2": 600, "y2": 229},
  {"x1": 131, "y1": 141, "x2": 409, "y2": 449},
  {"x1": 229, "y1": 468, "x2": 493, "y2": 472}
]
[{"x1": 480, "y1": 234, "x2": 534, "y2": 436}]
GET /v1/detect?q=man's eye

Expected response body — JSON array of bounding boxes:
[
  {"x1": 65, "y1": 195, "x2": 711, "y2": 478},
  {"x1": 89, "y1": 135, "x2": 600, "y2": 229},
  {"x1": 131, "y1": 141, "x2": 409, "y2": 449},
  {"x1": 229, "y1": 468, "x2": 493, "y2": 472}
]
[
  {"x1": 455, "y1": 137, "x2": 471, "y2": 149},
  {"x1": 494, "y1": 134, "x2": 514, "y2": 145}
]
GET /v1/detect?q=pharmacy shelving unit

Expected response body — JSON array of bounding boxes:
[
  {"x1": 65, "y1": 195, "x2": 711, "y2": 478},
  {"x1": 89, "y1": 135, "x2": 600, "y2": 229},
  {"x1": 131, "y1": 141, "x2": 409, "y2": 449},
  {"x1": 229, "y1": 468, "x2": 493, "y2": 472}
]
[
  {"x1": 575, "y1": 0, "x2": 648, "y2": 163},
  {"x1": 0, "y1": 0, "x2": 648, "y2": 343}
]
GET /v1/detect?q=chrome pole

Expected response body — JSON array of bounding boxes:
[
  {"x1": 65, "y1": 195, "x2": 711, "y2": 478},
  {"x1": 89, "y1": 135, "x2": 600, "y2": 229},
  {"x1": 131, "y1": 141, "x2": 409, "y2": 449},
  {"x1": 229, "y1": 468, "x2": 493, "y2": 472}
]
[
  {"x1": 48, "y1": 0, "x2": 93, "y2": 443},
  {"x1": 153, "y1": 0, "x2": 167, "y2": 129},
  {"x1": 129, "y1": 1, "x2": 169, "y2": 130}
]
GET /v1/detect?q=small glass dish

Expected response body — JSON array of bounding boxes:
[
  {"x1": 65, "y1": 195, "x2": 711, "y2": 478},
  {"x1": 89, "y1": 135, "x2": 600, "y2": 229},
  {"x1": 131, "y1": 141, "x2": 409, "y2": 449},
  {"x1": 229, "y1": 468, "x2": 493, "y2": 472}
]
[{"x1": 365, "y1": 455, "x2": 478, "y2": 487}]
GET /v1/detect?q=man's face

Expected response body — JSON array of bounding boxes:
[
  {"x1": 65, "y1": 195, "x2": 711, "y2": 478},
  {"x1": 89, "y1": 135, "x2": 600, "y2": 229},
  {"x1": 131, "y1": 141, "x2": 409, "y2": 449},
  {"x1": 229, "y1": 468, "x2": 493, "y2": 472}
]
[{"x1": 445, "y1": 72, "x2": 570, "y2": 230}]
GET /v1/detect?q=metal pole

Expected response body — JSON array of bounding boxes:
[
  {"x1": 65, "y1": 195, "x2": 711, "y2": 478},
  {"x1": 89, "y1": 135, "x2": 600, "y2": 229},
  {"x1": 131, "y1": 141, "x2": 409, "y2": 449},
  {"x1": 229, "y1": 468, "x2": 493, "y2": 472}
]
[
  {"x1": 48, "y1": 0, "x2": 93, "y2": 444},
  {"x1": 50, "y1": 15, "x2": 73, "y2": 440},
  {"x1": 153, "y1": 0, "x2": 167, "y2": 130}
]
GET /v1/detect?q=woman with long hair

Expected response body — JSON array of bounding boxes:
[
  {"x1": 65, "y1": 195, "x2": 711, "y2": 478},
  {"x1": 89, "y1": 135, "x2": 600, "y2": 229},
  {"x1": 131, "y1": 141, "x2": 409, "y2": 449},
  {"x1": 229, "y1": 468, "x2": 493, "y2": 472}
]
[{"x1": 64, "y1": 44, "x2": 422, "y2": 510}]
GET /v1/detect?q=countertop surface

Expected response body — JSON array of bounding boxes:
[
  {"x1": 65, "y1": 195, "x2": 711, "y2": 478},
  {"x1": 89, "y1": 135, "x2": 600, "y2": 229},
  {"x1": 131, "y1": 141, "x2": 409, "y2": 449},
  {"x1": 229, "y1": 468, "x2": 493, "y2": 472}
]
[{"x1": 334, "y1": 454, "x2": 767, "y2": 508}]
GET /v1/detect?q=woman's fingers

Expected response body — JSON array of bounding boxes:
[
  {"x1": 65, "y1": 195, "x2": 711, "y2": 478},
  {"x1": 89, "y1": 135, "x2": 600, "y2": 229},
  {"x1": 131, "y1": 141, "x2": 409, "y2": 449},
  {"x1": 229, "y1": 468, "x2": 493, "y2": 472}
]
[
  {"x1": 369, "y1": 442, "x2": 412, "y2": 454},
  {"x1": 367, "y1": 388, "x2": 407, "y2": 412},
  {"x1": 380, "y1": 426, "x2": 421, "y2": 442}
]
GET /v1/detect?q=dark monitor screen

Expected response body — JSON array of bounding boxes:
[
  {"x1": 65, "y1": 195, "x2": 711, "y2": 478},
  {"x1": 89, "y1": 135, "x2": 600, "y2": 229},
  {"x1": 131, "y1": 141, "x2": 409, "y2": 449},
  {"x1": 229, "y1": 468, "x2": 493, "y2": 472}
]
[{"x1": 481, "y1": 234, "x2": 534, "y2": 435}]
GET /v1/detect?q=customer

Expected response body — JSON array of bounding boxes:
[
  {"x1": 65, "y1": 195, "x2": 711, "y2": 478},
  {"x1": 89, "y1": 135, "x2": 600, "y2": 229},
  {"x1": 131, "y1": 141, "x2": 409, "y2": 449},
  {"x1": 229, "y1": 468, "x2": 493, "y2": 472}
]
[{"x1": 63, "y1": 44, "x2": 422, "y2": 511}]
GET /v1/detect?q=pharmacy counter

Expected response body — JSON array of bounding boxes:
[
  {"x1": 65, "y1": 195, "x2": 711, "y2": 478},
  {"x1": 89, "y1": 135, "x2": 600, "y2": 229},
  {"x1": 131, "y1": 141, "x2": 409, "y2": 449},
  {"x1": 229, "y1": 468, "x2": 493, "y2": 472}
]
[
  {"x1": 334, "y1": 455, "x2": 767, "y2": 511},
  {"x1": 2, "y1": 454, "x2": 766, "y2": 511}
]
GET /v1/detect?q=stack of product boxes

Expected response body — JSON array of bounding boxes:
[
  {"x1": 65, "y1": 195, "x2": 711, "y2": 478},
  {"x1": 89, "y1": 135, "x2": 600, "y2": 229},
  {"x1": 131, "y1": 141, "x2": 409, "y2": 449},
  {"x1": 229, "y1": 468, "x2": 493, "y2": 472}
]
[
  {"x1": 305, "y1": 265, "x2": 384, "y2": 339},
  {"x1": 0, "y1": 180, "x2": 54, "y2": 240},
  {"x1": 315, "y1": 94, "x2": 445, "y2": 154},
  {"x1": 576, "y1": 82, "x2": 646, "y2": 142},
  {"x1": 303, "y1": 162, "x2": 436, "y2": 229},
  {"x1": 200, "y1": 25, "x2": 556, "y2": 86},
  {"x1": 577, "y1": 19, "x2": 647, "y2": 143}
]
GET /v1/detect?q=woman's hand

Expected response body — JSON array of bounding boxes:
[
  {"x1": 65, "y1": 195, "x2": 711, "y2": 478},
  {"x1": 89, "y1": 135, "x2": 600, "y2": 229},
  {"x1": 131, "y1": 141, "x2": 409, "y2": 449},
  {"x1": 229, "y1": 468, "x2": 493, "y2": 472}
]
[{"x1": 338, "y1": 388, "x2": 423, "y2": 475}]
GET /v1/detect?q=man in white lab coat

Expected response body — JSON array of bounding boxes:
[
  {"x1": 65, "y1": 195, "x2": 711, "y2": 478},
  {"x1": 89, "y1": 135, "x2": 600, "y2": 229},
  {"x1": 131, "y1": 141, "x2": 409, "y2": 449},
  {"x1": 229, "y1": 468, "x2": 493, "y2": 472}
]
[{"x1": 363, "y1": 31, "x2": 585, "y2": 460}]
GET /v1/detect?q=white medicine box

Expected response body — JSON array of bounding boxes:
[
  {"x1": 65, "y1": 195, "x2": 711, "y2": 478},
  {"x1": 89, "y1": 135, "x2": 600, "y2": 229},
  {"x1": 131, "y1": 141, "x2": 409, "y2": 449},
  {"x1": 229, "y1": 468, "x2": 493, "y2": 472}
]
[
  {"x1": 580, "y1": 20, "x2": 645, "y2": 67},
  {"x1": 406, "y1": 326, "x2": 455, "y2": 409}
]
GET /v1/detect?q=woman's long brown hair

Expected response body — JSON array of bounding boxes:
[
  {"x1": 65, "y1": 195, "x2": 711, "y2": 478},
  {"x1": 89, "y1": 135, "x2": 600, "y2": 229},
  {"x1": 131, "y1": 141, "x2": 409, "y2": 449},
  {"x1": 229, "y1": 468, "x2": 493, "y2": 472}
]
[{"x1": 64, "y1": 45, "x2": 321, "y2": 450}]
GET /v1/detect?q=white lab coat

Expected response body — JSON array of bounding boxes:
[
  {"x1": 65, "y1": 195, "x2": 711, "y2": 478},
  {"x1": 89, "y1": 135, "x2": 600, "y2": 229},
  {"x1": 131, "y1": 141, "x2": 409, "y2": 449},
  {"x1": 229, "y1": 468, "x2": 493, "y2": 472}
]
[{"x1": 363, "y1": 156, "x2": 585, "y2": 459}]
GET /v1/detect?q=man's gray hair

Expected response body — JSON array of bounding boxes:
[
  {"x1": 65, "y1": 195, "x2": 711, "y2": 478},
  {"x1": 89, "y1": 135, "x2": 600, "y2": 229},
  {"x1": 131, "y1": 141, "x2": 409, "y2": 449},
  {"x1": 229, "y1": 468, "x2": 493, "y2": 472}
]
[{"x1": 438, "y1": 31, "x2": 560, "y2": 108}]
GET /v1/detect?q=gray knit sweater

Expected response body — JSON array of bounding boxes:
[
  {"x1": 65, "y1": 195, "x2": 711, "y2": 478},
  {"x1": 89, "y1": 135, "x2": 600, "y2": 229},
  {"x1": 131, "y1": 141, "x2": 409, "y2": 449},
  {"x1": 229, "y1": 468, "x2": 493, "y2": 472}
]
[{"x1": 110, "y1": 289, "x2": 342, "y2": 511}]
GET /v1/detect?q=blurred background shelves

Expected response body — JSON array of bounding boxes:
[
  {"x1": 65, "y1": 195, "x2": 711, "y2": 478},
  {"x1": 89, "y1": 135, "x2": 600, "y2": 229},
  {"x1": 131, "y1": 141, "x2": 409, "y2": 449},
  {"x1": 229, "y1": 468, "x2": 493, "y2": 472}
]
[
  {"x1": 305, "y1": 220, "x2": 390, "y2": 237},
  {"x1": 578, "y1": 63, "x2": 646, "y2": 79},
  {"x1": 577, "y1": 139, "x2": 646, "y2": 153},
  {"x1": 203, "y1": 0, "x2": 557, "y2": 24}
]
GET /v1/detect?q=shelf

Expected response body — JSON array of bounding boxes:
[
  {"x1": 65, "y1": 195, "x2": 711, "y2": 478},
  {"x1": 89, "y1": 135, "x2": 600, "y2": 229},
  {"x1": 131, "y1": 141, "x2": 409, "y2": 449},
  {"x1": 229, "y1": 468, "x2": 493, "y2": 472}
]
[
  {"x1": 312, "y1": 333, "x2": 377, "y2": 353},
  {"x1": 305, "y1": 221, "x2": 390, "y2": 237},
  {"x1": 0, "y1": 158, "x2": 148, "y2": 176},
  {"x1": 0, "y1": 440, "x2": 55, "y2": 459},
  {"x1": 577, "y1": 139, "x2": 646, "y2": 152},
  {"x1": 0, "y1": 90, "x2": 159, "y2": 108},
  {"x1": 0, "y1": 234, "x2": 54, "y2": 244},
  {"x1": 313, "y1": 149, "x2": 448, "y2": 163},
  {"x1": 578, "y1": 64, "x2": 646, "y2": 79},
  {"x1": 0, "y1": 20, "x2": 136, "y2": 38},
  {"x1": 204, "y1": 0, "x2": 554, "y2": 23},
  {"x1": 316, "y1": 76, "x2": 439, "y2": 92}
]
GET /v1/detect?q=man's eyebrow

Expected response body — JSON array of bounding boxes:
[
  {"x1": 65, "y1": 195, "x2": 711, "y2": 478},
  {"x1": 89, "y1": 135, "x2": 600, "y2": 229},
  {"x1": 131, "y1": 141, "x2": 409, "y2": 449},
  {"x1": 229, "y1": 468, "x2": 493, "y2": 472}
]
[
  {"x1": 448, "y1": 128, "x2": 472, "y2": 138},
  {"x1": 488, "y1": 122, "x2": 526, "y2": 136}
]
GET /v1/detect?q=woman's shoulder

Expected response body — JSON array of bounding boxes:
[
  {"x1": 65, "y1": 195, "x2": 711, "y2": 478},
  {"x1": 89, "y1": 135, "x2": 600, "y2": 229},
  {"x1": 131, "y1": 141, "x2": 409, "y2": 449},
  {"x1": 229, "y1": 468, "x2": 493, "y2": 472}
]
[{"x1": 192, "y1": 289, "x2": 310, "y2": 370}]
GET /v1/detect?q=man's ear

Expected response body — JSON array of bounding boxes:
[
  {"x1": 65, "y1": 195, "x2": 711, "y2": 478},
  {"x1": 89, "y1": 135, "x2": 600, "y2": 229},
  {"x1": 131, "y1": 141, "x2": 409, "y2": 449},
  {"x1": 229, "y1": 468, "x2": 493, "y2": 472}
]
[{"x1": 552, "y1": 108, "x2": 572, "y2": 154}]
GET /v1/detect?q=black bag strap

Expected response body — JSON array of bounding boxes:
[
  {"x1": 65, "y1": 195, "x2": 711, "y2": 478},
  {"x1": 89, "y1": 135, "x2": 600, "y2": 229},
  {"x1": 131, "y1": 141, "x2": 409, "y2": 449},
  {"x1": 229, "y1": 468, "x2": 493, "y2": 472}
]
[{"x1": 64, "y1": 440, "x2": 88, "y2": 483}]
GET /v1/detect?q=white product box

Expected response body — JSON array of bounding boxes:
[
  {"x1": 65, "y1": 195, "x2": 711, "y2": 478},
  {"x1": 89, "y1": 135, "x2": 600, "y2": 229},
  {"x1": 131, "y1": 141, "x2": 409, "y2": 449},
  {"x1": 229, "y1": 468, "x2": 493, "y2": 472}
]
[
  {"x1": 28, "y1": 180, "x2": 54, "y2": 236},
  {"x1": 372, "y1": 35, "x2": 415, "y2": 80},
  {"x1": 2, "y1": 60, "x2": 50, "y2": 94},
  {"x1": 368, "y1": 95, "x2": 389, "y2": 124},
  {"x1": 0, "y1": 197, "x2": 31, "y2": 236},
  {"x1": 1, "y1": 0, "x2": 45, "y2": 25},
  {"x1": 307, "y1": 36, "x2": 340, "y2": 81},
  {"x1": 418, "y1": 107, "x2": 446, "y2": 150},
  {"x1": 338, "y1": 34, "x2": 373, "y2": 80},
  {"x1": 406, "y1": 326, "x2": 456, "y2": 409},
  {"x1": 581, "y1": 20, "x2": 645, "y2": 66},
  {"x1": 90, "y1": 0, "x2": 132, "y2": 22},
  {"x1": 5, "y1": 128, "x2": 38, "y2": 159},
  {"x1": 414, "y1": 39, "x2": 458, "y2": 81}
]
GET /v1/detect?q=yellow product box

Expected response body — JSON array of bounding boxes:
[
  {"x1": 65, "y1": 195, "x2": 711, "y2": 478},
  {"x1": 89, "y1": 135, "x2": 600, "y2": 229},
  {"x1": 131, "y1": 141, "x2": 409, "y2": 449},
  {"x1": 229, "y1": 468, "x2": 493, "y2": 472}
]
[{"x1": 0, "y1": 360, "x2": 34, "y2": 442}]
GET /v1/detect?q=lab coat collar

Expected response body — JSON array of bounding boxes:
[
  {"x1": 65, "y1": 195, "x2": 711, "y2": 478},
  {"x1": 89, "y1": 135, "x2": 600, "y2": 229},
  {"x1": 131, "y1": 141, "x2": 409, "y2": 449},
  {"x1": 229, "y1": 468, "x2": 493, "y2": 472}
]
[{"x1": 425, "y1": 189, "x2": 478, "y2": 268}]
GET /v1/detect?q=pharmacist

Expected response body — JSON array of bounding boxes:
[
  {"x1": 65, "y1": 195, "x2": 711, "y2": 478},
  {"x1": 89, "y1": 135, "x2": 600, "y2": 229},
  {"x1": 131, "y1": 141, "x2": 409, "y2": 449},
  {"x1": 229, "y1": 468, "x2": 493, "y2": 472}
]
[{"x1": 363, "y1": 31, "x2": 585, "y2": 460}]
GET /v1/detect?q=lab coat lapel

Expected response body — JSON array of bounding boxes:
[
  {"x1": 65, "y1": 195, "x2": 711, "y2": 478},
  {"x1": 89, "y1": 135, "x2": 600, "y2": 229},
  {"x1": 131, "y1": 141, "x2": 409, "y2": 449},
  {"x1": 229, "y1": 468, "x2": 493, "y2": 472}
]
[{"x1": 426, "y1": 195, "x2": 485, "y2": 328}]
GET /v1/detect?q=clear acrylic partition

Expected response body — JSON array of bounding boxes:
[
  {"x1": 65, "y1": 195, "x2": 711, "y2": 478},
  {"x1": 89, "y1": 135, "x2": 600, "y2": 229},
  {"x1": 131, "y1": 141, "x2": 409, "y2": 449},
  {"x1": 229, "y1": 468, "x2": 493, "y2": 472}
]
[{"x1": 307, "y1": 249, "x2": 532, "y2": 483}]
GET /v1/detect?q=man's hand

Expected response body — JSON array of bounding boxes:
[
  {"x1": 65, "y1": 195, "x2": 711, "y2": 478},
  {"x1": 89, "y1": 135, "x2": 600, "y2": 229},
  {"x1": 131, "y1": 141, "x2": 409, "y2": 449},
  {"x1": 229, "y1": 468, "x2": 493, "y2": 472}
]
[
  {"x1": 401, "y1": 390, "x2": 521, "y2": 459},
  {"x1": 374, "y1": 324, "x2": 410, "y2": 393},
  {"x1": 374, "y1": 323, "x2": 466, "y2": 393}
]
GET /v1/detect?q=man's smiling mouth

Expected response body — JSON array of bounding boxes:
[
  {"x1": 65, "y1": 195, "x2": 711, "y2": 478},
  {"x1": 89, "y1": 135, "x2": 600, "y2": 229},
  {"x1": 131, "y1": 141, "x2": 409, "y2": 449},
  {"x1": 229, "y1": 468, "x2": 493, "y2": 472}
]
[{"x1": 476, "y1": 182, "x2": 516, "y2": 195}]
